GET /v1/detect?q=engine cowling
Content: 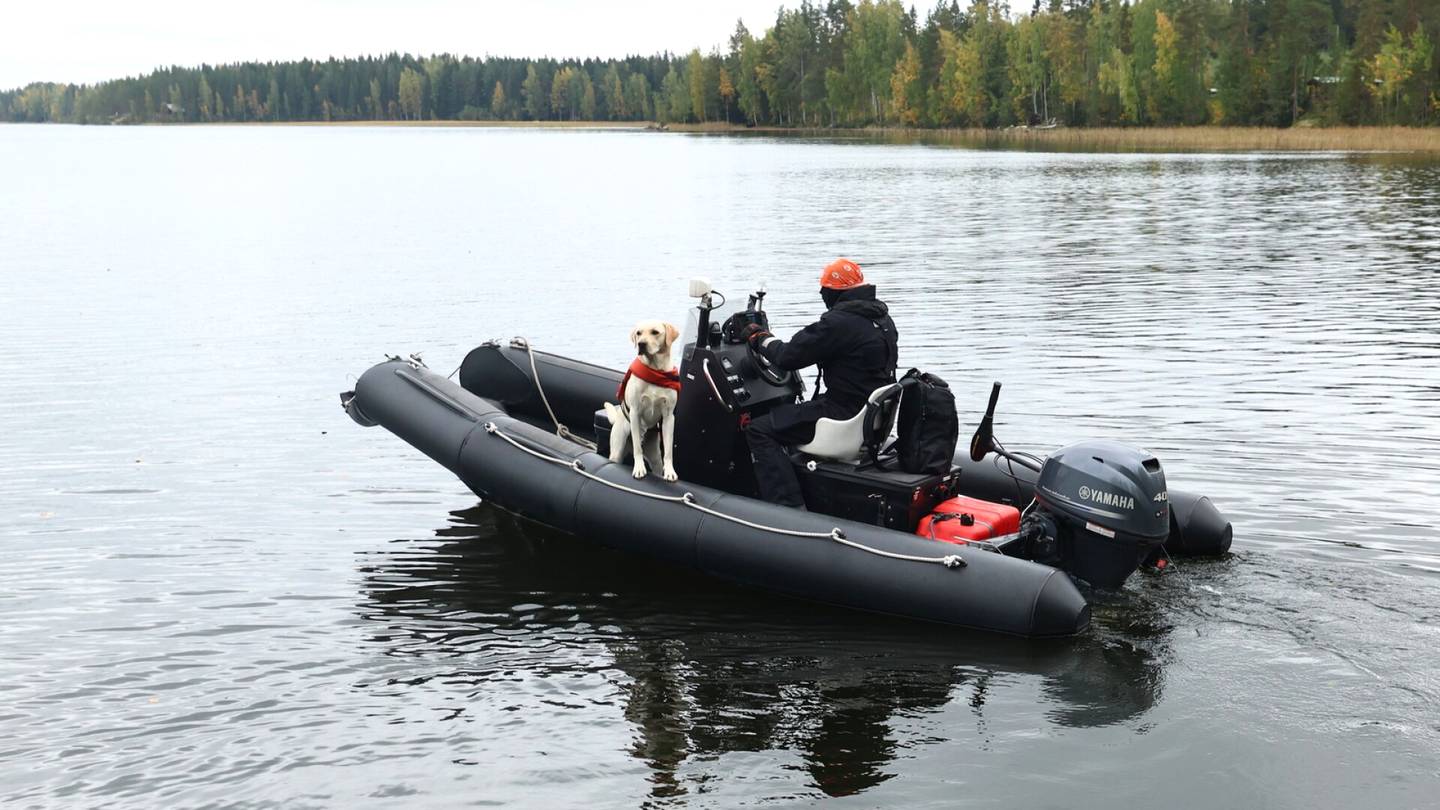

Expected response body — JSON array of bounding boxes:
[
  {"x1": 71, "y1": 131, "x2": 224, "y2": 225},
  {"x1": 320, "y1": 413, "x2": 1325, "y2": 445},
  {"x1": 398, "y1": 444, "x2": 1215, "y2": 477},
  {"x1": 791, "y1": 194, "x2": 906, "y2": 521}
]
[{"x1": 1033, "y1": 440, "x2": 1170, "y2": 588}]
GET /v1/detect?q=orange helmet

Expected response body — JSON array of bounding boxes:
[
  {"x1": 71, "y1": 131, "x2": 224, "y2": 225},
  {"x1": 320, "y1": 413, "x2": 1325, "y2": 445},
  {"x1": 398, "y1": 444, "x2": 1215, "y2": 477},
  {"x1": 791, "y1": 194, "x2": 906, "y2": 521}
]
[{"x1": 820, "y1": 258, "x2": 865, "y2": 290}]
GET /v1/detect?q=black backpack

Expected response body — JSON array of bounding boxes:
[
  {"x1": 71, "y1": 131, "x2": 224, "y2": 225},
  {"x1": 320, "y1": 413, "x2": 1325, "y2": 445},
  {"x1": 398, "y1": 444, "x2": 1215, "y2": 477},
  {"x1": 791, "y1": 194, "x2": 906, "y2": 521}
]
[{"x1": 890, "y1": 368, "x2": 959, "y2": 474}]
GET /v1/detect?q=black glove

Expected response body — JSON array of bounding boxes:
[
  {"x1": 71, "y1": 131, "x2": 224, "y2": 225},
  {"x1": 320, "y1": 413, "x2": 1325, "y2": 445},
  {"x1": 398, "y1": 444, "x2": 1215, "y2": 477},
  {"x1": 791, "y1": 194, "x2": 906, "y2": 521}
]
[{"x1": 740, "y1": 323, "x2": 771, "y2": 345}]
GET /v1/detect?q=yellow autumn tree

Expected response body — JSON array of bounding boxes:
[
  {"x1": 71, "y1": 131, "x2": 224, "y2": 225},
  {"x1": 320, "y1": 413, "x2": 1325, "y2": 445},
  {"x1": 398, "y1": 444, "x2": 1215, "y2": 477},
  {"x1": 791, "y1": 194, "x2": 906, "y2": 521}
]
[
  {"x1": 718, "y1": 67, "x2": 735, "y2": 122},
  {"x1": 550, "y1": 67, "x2": 573, "y2": 120},
  {"x1": 889, "y1": 40, "x2": 922, "y2": 126},
  {"x1": 490, "y1": 81, "x2": 506, "y2": 118},
  {"x1": 398, "y1": 67, "x2": 423, "y2": 120},
  {"x1": 688, "y1": 49, "x2": 706, "y2": 123},
  {"x1": 1151, "y1": 10, "x2": 1180, "y2": 123},
  {"x1": 938, "y1": 30, "x2": 986, "y2": 126},
  {"x1": 1367, "y1": 24, "x2": 1430, "y2": 123},
  {"x1": 1098, "y1": 48, "x2": 1139, "y2": 124}
]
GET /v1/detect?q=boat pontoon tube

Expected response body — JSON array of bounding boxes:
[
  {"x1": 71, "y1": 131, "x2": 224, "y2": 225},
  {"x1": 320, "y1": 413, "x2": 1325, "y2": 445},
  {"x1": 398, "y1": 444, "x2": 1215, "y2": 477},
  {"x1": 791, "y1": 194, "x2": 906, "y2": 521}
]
[{"x1": 349, "y1": 359, "x2": 1091, "y2": 637}]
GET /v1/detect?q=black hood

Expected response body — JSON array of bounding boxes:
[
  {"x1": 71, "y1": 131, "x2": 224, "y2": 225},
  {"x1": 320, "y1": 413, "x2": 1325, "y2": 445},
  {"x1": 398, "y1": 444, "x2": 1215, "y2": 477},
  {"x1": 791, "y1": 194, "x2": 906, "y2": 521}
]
[{"x1": 823, "y1": 284, "x2": 887, "y2": 318}]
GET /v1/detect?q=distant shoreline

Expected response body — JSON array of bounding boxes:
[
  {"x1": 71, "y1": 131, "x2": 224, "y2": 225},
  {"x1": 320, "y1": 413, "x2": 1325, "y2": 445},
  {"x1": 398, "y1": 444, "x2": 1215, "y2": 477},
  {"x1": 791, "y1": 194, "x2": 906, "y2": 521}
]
[
  {"x1": 247, "y1": 120, "x2": 1440, "y2": 154},
  {"x1": 277, "y1": 119, "x2": 648, "y2": 130},
  {"x1": 667, "y1": 123, "x2": 1440, "y2": 153},
  {"x1": 8, "y1": 118, "x2": 1438, "y2": 153}
]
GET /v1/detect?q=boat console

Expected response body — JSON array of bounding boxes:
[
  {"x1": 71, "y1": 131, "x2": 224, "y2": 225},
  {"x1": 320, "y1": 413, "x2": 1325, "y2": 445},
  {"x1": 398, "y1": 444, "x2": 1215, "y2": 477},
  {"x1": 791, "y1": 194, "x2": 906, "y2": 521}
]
[{"x1": 668, "y1": 284, "x2": 805, "y2": 494}]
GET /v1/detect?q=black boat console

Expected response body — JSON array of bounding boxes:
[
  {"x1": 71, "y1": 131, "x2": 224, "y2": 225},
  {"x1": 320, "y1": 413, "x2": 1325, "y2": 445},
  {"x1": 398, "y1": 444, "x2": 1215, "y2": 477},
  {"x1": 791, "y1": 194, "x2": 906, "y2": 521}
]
[{"x1": 670, "y1": 337, "x2": 804, "y2": 494}]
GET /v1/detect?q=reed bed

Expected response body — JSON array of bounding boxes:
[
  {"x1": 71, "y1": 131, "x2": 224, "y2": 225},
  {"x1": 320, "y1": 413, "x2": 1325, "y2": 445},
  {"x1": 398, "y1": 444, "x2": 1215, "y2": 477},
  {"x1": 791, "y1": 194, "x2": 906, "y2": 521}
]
[
  {"x1": 672, "y1": 123, "x2": 1440, "y2": 153},
  {"x1": 277, "y1": 119, "x2": 646, "y2": 129},
  {"x1": 221, "y1": 119, "x2": 1440, "y2": 152},
  {"x1": 933, "y1": 125, "x2": 1440, "y2": 152}
]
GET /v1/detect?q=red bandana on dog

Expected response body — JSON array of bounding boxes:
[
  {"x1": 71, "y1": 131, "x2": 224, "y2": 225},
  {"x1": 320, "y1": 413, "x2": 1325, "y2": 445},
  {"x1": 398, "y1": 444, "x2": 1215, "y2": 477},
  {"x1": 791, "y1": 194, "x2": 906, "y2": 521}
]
[{"x1": 617, "y1": 358, "x2": 682, "y2": 399}]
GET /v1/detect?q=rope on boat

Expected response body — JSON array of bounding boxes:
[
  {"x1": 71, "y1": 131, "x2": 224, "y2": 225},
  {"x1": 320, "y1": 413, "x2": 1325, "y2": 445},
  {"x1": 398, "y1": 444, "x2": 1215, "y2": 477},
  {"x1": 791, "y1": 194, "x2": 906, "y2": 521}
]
[
  {"x1": 483, "y1": 421, "x2": 966, "y2": 570},
  {"x1": 510, "y1": 337, "x2": 599, "y2": 452}
]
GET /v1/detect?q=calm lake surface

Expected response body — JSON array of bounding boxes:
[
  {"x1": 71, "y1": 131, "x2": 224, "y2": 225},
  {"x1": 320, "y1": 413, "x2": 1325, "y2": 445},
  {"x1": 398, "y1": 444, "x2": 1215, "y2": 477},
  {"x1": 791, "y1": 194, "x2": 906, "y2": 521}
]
[{"x1": 2, "y1": 124, "x2": 1438, "y2": 808}]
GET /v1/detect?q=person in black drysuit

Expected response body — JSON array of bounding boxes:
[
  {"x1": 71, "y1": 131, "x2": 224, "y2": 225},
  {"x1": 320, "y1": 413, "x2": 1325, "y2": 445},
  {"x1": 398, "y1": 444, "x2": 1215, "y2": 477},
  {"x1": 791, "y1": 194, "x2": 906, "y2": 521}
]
[{"x1": 740, "y1": 259, "x2": 898, "y2": 508}]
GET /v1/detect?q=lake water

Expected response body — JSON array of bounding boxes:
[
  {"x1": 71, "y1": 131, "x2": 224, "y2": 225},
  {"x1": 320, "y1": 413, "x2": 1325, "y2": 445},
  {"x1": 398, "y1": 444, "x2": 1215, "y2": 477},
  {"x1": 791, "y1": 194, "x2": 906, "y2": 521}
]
[{"x1": 2, "y1": 124, "x2": 1438, "y2": 808}]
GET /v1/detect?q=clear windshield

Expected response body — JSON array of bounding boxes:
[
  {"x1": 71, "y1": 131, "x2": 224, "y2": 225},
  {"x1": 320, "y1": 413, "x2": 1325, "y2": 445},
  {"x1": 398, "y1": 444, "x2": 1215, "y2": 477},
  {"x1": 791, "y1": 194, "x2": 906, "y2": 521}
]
[{"x1": 683, "y1": 289, "x2": 746, "y2": 350}]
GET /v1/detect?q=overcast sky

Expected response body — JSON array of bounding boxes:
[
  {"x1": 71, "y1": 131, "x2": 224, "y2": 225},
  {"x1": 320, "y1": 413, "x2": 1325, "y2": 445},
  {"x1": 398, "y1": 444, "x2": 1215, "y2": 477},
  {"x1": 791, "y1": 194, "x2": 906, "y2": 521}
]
[{"x1": 2, "y1": 0, "x2": 792, "y2": 89}]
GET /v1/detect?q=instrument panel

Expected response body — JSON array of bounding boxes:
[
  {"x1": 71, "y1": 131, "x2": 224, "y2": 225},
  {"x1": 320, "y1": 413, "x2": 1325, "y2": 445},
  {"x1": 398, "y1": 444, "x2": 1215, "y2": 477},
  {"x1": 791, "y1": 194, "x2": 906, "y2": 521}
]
[{"x1": 689, "y1": 341, "x2": 801, "y2": 414}]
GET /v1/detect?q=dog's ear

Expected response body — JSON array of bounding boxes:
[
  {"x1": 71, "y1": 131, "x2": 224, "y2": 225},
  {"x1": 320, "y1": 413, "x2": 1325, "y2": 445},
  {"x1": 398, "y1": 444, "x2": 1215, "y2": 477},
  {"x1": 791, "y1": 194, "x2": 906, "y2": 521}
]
[
  {"x1": 663, "y1": 322, "x2": 679, "y2": 348},
  {"x1": 630, "y1": 325, "x2": 641, "y2": 345}
]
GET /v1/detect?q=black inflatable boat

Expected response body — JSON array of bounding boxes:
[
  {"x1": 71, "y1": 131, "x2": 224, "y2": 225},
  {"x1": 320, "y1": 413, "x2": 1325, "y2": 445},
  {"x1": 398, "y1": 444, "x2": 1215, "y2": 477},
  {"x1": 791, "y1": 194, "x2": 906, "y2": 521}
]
[{"x1": 342, "y1": 284, "x2": 1231, "y2": 637}]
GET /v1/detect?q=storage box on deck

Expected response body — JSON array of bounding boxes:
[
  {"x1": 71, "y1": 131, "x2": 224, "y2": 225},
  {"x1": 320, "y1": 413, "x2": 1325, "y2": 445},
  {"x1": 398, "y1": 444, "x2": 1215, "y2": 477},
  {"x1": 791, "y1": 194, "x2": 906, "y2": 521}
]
[{"x1": 795, "y1": 458, "x2": 958, "y2": 531}]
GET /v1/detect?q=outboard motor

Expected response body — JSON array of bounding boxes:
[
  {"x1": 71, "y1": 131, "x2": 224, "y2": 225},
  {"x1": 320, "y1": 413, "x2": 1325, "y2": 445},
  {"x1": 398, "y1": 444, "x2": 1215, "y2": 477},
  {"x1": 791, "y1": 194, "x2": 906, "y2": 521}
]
[
  {"x1": 1029, "y1": 441, "x2": 1170, "y2": 588},
  {"x1": 969, "y1": 383, "x2": 1175, "y2": 589}
]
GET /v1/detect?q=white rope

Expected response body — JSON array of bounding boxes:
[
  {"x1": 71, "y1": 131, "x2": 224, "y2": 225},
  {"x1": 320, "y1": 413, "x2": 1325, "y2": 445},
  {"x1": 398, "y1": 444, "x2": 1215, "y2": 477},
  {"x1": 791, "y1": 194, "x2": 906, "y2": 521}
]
[
  {"x1": 511, "y1": 337, "x2": 599, "y2": 451},
  {"x1": 483, "y1": 422, "x2": 965, "y2": 570}
]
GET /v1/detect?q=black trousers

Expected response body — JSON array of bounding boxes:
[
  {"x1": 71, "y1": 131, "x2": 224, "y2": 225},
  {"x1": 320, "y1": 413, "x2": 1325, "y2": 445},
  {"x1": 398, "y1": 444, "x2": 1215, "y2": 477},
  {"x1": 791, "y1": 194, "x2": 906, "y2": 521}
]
[{"x1": 744, "y1": 407, "x2": 818, "y2": 508}]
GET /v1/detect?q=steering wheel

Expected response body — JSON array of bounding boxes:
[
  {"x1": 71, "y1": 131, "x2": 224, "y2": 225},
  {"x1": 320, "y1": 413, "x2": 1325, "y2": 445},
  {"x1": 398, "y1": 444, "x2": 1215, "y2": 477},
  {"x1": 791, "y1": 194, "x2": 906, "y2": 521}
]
[{"x1": 747, "y1": 340, "x2": 795, "y2": 387}]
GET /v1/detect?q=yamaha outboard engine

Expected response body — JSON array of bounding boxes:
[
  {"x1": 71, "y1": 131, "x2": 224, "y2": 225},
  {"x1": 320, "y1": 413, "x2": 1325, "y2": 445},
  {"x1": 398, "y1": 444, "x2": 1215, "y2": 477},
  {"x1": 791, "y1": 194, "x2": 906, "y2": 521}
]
[
  {"x1": 1029, "y1": 441, "x2": 1170, "y2": 588},
  {"x1": 969, "y1": 383, "x2": 1179, "y2": 589}
]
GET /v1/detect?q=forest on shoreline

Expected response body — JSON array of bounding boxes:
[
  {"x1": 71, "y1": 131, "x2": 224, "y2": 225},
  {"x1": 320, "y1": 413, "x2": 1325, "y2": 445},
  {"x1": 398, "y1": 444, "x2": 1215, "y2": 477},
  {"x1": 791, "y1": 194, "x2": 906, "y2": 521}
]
[{"x1": 4, "y1": 1, "x2": 1437, "y2": 129}]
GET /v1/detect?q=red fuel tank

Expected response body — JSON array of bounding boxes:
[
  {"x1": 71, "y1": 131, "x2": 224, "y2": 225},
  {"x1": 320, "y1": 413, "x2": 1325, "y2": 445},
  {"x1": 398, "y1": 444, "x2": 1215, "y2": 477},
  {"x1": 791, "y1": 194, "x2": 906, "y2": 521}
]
[{"x1": 918, "y1": 496, "x2": 1021, "y2": 545}]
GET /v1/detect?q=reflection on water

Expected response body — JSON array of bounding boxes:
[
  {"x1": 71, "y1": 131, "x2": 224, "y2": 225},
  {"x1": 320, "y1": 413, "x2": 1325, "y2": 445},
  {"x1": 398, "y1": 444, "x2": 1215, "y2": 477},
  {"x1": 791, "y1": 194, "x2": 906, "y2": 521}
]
[{"x1": 358, "y1": 506, "x2": 1166, "y2": 799}]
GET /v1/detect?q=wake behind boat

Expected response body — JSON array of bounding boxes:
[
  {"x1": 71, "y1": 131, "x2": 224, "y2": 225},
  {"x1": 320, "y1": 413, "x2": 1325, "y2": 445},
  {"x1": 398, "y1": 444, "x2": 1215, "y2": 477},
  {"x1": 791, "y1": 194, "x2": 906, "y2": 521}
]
[{"x1": 342, "y1": 282, "x2": 1231, "y2": 637}]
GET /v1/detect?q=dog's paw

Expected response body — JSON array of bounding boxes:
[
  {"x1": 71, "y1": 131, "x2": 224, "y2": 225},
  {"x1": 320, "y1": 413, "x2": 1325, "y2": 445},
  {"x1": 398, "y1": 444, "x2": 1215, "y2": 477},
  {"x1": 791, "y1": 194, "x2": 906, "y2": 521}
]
[
  {"x1": 608, "y1": 450, "x2": 624, "y2": 464},
  {"x1": 632, "y1": 461, "x2": 648, "y2": 479},
  {"x1": 662, "y1": 467, "x2": 678, "y2": 482}
]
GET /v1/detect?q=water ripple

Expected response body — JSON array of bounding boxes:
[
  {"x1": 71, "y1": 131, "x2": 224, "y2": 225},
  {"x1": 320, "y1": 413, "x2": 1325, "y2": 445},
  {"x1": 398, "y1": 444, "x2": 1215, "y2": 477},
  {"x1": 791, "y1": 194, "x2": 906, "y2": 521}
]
[{"x1": 1, "y1": 126, "x2": 1437, "y2": 807}]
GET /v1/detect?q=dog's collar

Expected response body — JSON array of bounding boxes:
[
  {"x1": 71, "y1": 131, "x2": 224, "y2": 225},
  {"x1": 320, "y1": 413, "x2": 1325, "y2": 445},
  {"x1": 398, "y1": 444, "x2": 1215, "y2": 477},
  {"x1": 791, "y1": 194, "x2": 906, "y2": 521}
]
[{"x1": 617, "y1": 358, "x2": 682, "y2": 399}]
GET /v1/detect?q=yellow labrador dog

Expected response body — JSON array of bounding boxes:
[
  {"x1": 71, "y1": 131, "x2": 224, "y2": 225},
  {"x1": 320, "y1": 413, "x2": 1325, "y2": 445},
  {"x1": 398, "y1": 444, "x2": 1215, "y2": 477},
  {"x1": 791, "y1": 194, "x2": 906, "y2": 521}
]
[{"x1": 603, "y1": 320, "x2": 681, "y2": 481}]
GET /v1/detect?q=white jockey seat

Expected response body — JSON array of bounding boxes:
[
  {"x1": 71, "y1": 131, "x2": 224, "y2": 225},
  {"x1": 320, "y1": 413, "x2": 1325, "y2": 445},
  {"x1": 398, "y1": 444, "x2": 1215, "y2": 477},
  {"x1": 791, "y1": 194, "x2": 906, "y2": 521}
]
[{"x1": 795, "y1": 383, "x2": 904, "y2": 464}]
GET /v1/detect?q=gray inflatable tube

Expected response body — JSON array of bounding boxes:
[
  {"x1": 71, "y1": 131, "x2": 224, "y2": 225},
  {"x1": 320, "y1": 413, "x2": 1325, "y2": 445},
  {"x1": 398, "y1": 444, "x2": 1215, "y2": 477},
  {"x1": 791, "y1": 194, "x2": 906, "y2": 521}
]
[{"x1": 349, "y1": 360, "x2": 1090, "y2": 637}]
